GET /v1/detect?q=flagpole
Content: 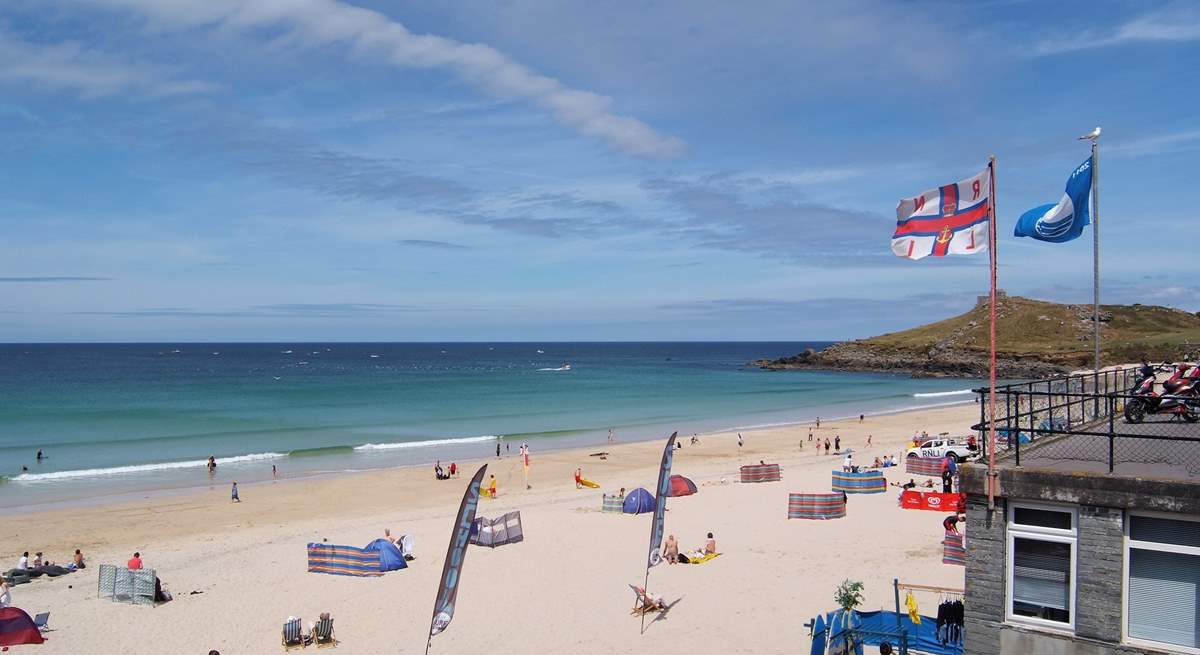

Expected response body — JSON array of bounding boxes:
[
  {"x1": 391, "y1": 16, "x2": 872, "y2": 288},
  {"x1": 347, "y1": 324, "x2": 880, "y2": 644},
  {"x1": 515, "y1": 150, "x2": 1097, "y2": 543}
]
[
  {"x1": 987, "y1": 155, "x2": 998, "y2": 510},
  {"x1": 1091, "y1": 137, "x2": 1101, "y2": 375}
]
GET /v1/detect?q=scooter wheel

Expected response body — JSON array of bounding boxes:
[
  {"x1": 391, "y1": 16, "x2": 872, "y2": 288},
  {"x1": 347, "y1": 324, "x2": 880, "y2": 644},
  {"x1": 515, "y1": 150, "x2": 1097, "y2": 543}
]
[
  {"x1": 1124, "y1": 400, "x2": 1145, "y2": 423},
  {"x1": 1185, "y1": 408, "x2": 1200, "y2": 423}
]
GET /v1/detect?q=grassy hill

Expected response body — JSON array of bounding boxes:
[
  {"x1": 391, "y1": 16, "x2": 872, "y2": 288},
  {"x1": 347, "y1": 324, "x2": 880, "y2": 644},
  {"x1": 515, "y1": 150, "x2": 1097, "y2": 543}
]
[{"x1": 755, "y1": 295, "x2": 1200, "y2": 378}]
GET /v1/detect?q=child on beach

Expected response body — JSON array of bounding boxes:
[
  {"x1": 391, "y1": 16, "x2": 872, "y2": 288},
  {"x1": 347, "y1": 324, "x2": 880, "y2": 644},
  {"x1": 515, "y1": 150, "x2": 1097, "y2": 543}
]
[
  {"x1": 488, "y1": 475, "x2": 497, "y2": 498},
  {"x1": 231, "y1": 481, "x2": 240, "y2": 502}
]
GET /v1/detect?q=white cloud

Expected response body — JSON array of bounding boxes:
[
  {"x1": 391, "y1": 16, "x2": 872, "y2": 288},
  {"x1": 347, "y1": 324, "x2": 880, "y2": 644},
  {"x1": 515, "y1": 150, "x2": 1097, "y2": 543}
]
[
  {"x1": 1108, "y1": 129, "x2": 1200, "y2": 157},
  {"x1": 1030, "y1": 5, "x2": 1200, "y2": 56},
  {"x1": 73, "y1": 0, "x2": 685, "y2": 158},
  {"x1": 0, "y1": 30, "x2": 217, "y2": 98}
]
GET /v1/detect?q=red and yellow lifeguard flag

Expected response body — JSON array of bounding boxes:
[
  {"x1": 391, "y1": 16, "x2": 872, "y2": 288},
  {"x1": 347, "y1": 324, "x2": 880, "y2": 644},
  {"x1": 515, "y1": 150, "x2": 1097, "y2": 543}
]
[{"x1": 893, "y1": 166, "x2": 991, "y2": 260}]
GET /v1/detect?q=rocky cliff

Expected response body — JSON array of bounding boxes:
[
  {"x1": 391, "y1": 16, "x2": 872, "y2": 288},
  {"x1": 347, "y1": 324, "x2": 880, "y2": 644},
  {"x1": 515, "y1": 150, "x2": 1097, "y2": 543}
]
[{"x1": 753, "y1": 295, "x2": 1200, "y2": 378}]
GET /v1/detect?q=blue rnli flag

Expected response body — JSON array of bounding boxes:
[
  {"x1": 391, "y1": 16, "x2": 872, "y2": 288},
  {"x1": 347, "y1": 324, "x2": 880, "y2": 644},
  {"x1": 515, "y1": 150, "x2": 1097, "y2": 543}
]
[{"x1": 1014, "y1": 156, "x2": 1093, "y2": 242}]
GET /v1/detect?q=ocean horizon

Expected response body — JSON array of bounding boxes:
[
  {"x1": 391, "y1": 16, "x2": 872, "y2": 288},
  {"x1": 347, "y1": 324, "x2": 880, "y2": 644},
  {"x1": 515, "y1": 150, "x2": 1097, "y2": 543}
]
[{"x1": 0, "y1": 342, "x2": 983, "y2": 508}]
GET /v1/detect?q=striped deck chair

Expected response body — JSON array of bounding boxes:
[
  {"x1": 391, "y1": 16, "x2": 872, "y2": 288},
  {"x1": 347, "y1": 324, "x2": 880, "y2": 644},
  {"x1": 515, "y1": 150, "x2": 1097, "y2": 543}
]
[
  {"x1": 787, "y1": 493, "x2": 846, "y2": 520},
  {"x1": 943, "y1": 532, "x2": 966, "y2": 566},
  {"x1": 628, "y1": 584, "x2": 666, "y2": 616},
  {"x1": 312, "y1": 616, "x2": 337, "y2": 648},
  {"x1": 282, "y1": 617, "x2": 306, "y2": 651},
  {"x1": 830, "y1": 470, "x2": 886, "y2": 494}
]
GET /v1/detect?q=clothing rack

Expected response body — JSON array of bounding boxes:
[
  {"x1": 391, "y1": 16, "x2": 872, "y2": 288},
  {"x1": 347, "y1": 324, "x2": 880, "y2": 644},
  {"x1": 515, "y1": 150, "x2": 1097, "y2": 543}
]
[
  {"x1": 892, "y1": 579, "x2": 965, "y2": 635},
  {"x1": 895, "y1": 582, "x2": 964, "y2": 595}
]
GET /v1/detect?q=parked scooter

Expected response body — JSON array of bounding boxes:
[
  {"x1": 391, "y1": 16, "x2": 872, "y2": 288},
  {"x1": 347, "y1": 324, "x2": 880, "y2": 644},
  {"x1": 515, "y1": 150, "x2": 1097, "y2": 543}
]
[{"x1": 1124, "y1": 363, "x2": 1200, "y2": 423}]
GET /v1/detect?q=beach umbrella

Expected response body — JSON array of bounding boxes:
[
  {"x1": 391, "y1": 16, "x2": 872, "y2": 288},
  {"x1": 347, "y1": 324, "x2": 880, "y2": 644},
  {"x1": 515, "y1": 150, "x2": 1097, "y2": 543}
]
[{"x1": 667, "y1": 474, "x2": 697, "y2": 497}]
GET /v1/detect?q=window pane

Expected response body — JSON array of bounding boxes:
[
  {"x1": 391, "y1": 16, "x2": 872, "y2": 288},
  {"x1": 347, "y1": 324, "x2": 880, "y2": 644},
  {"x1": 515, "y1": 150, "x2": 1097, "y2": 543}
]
[
  {"x1": 1012, "y1": 537, "x2": 1071, "y2": 623},
  {"x1": 1131, "y1": 515, "x2": 1200, "y2": 548},
  {"x1": 1128, "y1": 548, "x2": 1199, "y2": 648},
  {"x1": 1013, "y1": 507, "x2": 1072, "y2": 531}
]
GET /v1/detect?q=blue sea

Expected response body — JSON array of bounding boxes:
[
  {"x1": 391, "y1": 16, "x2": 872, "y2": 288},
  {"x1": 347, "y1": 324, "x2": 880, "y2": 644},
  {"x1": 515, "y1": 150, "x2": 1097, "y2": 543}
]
[{"x1": 0, "y1": 343, "x2": 981, "y2": 508}]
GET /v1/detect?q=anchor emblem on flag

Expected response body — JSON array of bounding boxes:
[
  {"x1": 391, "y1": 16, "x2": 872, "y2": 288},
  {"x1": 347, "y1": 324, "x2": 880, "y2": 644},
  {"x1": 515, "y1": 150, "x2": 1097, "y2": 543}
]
[{"x1": 936, "y1": 226, "x2": 953, "y2": 244}]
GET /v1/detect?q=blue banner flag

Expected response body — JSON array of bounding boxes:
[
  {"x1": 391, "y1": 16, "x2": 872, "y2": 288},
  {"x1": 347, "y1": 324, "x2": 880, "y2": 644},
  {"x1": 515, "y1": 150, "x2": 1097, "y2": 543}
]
[
  {"x1": 1014, "y1": 156, "x2": 1093, "y2": 242},
  {"x1": 647, "y1": 432, "x2": 678, "y2": 568},
  {"x1": 429, "y1": 463, "x2": 487, "y2": 641}
]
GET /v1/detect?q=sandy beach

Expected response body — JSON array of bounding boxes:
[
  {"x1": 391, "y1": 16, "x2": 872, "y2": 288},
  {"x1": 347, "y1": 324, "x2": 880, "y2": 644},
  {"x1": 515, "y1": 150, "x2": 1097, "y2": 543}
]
[{"x1": 3, "y1": 403, "x2": 975, "y2": 654}]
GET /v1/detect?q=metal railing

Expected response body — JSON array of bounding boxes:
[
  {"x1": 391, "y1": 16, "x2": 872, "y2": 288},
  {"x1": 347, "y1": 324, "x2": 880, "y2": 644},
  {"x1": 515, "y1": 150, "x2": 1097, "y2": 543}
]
[{"x1": 972, "y1": 366, "x2": 1200, "y2": 477}]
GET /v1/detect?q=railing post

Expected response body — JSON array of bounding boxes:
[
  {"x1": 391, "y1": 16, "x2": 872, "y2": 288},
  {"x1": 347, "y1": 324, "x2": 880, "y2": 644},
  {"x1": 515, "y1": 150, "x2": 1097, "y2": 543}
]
[
  {"x1": 1010, "y1": 392, "x2": 1020, "y2": 467},
  {"x1": 1108, "y1": 394, "x2": 1116, "y2": 473}
]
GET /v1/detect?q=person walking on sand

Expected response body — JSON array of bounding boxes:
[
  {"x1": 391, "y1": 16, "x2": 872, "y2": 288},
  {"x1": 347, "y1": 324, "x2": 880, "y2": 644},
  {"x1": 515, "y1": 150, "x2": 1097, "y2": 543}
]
[
  {"x1": 231, "y1": 481, "x2": 240, "y2": 503},
  {"x1": 866, "y1": 434, "x2": 873, "y2": 447},
  {"x1": 816, "y1": 417, "x2": 821, "y2": 428},
  {"x1": 859, "y1": 414, "x2": 864, "y2": 423},
  {"x1": 808, "y1": 428, "x2": 813, "y2": 441},
  {"x1": 608, "y1": 428, "x2": 614, "y2": 444},
  {"x1": 738, "y1": 433, "x2": 743, "y2": 451}
]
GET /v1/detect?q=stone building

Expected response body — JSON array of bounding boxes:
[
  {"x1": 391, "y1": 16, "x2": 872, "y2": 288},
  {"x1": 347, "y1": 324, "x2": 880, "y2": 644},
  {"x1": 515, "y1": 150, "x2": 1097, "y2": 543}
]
[{"x1": 959, "y1": 422, "x2": 1200, "y2": 654}]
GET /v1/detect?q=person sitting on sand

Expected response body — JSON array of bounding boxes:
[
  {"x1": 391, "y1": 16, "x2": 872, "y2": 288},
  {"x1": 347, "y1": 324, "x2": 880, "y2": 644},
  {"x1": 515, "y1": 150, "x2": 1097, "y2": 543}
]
[
  {"x1": 73, "y1": 549, "x2": 86, "y2": 569},
  {"x1": 385, "y1": 528, "x2": 395, "y2": 544},
  {"x1": 128, "y1": 552, "x2": 143, "y2": 570},
  {"x1": 873, "y1": 457, "x2": 883, "y2": 468},
  {"x1": 32, "y1": 552, "x2": 45, "y2": 568},
  {"x1": 842, "y1": 454, "x2": 853, "y2": 472},
  {"x1": 704, "y1": 532, "x2": 717, "y2": 555},
  {"x1": 0, "y1": 575, "x2": 10, "y2": 609},
  {"x1": 902, "y1": 479, "x2": 917, "y2": 490},
  {"x1": 618, "y1": 487, "x2": 626, "y2": 498},
  {"x1": 662, "y1": 534, "x2": 679, "y2": 565},
  {"x1": 16, "y1": 552, "x2": 28, "y2": 570}
]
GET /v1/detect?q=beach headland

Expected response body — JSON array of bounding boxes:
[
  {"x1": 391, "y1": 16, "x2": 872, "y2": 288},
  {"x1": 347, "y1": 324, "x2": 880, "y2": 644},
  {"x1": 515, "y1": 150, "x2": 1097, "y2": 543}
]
[{"x1": 3, "y1": 403, "x2": 974, "y2": 654}]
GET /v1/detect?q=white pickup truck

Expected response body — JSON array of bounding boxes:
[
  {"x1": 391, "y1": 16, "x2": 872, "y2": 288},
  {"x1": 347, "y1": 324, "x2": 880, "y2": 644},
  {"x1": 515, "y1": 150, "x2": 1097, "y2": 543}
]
[{"x1": 904, "y1": 437, "x2": 978, "y2": 462}]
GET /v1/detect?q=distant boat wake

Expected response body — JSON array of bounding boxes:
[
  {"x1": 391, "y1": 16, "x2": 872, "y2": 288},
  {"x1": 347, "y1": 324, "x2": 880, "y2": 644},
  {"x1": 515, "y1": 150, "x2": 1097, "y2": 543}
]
[
  {"x1": 912, "y1": 389, "x2": 973, "y2": 398},
  {"x1": 539, "y1": 366, "x2": 571, "y2": 371}
]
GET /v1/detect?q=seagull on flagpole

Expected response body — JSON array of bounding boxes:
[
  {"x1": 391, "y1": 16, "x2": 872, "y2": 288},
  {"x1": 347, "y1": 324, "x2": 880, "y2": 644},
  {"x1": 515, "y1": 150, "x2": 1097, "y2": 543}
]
[{"x1": 1078, "y1": 126, "x2": 1101, "y2": 140}]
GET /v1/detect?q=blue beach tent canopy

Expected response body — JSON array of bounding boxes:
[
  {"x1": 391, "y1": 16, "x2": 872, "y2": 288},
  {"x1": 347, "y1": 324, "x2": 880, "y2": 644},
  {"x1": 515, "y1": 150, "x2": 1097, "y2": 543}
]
[
  {"x1": 623, "y1": 487, "x2": 655, "y2": 514},
  {"x1": 363, "y1": 538, "x2": 407, "y2": 572},
  {"x1": 810, "y1": 609, "x2": 962, "y2": 655}
]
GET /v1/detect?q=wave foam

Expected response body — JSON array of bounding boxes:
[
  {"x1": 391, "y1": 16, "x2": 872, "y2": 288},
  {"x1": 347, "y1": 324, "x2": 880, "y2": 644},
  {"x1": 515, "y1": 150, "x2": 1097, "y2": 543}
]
[
  {"x1": 11, "y1": 452, "x2": 287, "y2": 483},
  {"x1": 354, "y1": 435, "x2": 498, "y2": 452},
  {"x1": 913, "y1": 389, "x2": 973, "y2": 398}
]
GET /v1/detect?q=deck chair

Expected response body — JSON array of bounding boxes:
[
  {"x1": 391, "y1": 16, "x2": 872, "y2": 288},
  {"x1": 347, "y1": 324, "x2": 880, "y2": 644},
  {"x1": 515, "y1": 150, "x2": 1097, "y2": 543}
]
[
  {"x1": 281, "y1": 617, "x2": 307, "y2": 651},
  {"x1": 33, "y1": 612, "x2": 49, "y2": 632},
  {"x1": 629, "y1": 584, "x2": 666, "y2": 616},
  {"x1": 312, "y1": 616, "x2": 337, "y2": 648}
]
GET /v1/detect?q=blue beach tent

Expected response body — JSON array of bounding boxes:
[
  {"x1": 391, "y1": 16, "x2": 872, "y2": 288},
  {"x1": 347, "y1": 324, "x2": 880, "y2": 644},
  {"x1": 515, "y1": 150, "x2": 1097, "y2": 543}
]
[
  {"x1": 622, "y1": 487, "x2": 655, "y2": 514},
  {"x1": 363, "y1": 538, "x2": 407, "y2": 572}
]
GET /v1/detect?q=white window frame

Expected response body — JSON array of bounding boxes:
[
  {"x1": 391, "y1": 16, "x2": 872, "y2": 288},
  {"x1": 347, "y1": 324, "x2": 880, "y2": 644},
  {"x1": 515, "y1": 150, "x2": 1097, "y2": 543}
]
[
  {"x1": 1006, "y1": 501, "x2": 1078, "y2": 633},
  {"x1": 1122, "y1": 510, "x2": 1200, "y2": 654}
]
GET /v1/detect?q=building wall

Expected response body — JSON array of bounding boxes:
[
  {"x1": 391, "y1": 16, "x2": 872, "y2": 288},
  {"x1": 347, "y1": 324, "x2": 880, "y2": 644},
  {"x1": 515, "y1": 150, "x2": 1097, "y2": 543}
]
[{"x1": 963, "y1": 495, "x2": 1150, "y2": 655}]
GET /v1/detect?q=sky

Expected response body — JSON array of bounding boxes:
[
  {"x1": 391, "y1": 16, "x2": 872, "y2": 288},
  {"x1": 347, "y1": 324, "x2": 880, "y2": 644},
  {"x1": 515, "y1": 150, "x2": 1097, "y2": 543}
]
[{"x1": 1, "y1": 0, "x2": 1198, "y2": 342}]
